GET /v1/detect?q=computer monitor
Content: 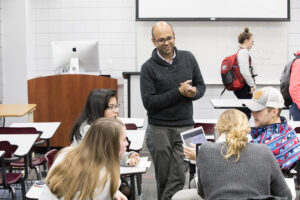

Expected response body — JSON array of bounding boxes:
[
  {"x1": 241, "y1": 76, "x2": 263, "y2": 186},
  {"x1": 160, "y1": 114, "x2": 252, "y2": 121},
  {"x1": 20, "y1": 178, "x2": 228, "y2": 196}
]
[{"x1": 52, "y1": 41, "x2": 99, "y2": 74}]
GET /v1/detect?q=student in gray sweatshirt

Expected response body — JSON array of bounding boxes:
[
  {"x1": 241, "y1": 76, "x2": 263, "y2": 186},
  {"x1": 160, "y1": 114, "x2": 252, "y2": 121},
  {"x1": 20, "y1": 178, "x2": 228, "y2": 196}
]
[
  {"x1": 140, "y1": 21, "x2": 206, "y2": 200},
  {"x1": 197, "y1": 109, "x2": 292, "y2": 200}
]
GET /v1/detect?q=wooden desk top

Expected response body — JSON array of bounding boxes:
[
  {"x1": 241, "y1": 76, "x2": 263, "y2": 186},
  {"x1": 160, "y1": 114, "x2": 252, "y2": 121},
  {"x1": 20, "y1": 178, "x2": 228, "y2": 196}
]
[{"x1": 0, "y1": 104, "x2": 37, "y2": 117}]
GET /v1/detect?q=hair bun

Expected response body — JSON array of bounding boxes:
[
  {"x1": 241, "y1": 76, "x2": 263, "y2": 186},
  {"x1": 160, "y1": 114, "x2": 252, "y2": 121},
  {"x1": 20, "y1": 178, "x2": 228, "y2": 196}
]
[{"x1": 244, "y1": 27, "x2": 249, "y2": 33}]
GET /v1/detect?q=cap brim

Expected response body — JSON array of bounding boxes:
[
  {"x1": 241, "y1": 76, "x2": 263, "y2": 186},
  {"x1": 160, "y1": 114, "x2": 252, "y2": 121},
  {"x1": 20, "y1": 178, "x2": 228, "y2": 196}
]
[{"x1": 243, "y1": 100, "x2": 266, "y2": 111}]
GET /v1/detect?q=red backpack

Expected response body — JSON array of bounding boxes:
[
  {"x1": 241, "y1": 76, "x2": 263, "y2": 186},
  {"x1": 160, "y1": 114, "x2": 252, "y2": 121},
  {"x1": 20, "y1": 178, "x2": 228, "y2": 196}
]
[{"x1": 220, "y1": 49, "x2": 252, "y2": 94}]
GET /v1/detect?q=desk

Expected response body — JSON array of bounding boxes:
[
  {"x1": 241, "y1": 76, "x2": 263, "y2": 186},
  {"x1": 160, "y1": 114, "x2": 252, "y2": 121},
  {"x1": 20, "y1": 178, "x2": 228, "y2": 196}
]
[
  {"x1": 120, "y1": 117, "x2": 144, "y2": 128},
  {"x1": 0, "y1": 104, "x2": 37, "y2": 126},
  {"x1": 126, "y1": 130, "x2": 145, "y2": 151},
  {"x1": 210, "y1": 99, "x2": 251, "y2": 109},
  {"x1": 10, "y1": 122, "x2": 61, "y2": 150},
  {"x1": 194, "y1": 119, "x2": 218, "y2": 124},
  {"x1": 121, "y1": 157, "x2": 150, "y2": 200},
  {"x1": 0, "y1": 134, "x2": 38, "y2": 179},
  {"x1": 287, "y1": 121, "x2": 300, "y2": 129},
  {"x1": 285, "y1": 178, "x2": 296, "y2": 200},
  {"x1": 0, "y1": 134, "x2": 38, "y2": 157}
]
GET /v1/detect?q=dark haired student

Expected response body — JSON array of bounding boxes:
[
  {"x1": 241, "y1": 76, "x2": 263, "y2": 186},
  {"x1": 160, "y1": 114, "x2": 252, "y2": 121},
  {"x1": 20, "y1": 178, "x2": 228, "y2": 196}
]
[
  {"x1": 140, "y1": 21, "x2": 206, "y2": 200},
  {"x1": 235, "y1": 27, "x2": 258, "y2": 119},
  {"x1": 70, "y1": 89, "x2": 140, "y2": 167}
]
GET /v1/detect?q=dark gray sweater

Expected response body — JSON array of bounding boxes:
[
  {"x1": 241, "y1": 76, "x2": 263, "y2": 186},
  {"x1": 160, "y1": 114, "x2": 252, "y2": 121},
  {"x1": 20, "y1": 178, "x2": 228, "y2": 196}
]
[
  {"x1": 140, "y1": 47, "x2": 206, "y2": 126},
  {"x1": 197, "y1": 142, "x2": 292, "y2": 200}
]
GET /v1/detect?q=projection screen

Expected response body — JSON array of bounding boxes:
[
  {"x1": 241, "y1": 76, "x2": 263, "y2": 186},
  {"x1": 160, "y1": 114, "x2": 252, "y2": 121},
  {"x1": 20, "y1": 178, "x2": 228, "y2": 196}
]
[{"x1": 136, "y1": 0, "x2": 290, "y2": 21}]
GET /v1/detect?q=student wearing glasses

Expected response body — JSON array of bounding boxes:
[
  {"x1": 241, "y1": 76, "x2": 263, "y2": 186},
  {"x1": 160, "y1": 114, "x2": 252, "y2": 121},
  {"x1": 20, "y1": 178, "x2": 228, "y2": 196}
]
[
  {"x1": 69, "y1": 89, "x2": 140, "y2": 167},
  {"x1": 40, "y1": 118, "x2": 128, "y2": 200},
  {"x1": 140, "y1": 21, "x2": 206, "y2": 200}
]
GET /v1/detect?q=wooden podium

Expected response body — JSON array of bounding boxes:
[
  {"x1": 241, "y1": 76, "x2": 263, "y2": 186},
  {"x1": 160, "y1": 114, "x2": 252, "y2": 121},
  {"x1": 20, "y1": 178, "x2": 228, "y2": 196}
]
[{"x1": 28, "y1": 74, "x2": 117, "y2": 147}]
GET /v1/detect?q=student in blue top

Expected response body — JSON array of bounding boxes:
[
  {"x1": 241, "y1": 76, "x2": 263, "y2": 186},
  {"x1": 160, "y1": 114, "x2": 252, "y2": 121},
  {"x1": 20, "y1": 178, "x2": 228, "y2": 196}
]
[{"x1": 243, "y1": 87, "x2": 300, "y2": 170}]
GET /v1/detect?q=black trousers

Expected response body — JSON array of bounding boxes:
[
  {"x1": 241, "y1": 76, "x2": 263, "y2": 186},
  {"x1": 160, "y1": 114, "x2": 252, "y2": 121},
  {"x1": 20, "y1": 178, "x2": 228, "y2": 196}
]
[{"x1": 233, "y1": 84, "x2": 252, "y2": 119}]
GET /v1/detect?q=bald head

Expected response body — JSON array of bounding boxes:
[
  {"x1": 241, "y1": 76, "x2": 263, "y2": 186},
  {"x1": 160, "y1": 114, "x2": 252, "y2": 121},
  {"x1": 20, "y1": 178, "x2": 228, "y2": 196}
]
[{"x1": 152, "y1": 21, "x2": 174, "y2": 39}]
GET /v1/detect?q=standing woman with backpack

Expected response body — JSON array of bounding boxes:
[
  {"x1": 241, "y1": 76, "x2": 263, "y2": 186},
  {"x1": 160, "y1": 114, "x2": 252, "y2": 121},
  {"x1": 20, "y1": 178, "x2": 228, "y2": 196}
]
[{"x1": 234, "y1": 27, "x2": 257, "y2": 119}]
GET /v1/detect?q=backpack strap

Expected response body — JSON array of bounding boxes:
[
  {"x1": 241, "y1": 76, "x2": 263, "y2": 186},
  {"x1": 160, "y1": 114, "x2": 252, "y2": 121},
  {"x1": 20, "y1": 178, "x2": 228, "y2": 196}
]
[{"x1": 220, "y1": 87, "x2": 226, "y2": 96}]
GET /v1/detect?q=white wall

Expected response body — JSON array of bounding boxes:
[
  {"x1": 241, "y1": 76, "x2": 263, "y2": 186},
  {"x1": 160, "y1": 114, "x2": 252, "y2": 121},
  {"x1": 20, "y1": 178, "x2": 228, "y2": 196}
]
[
  {"x1": 30, "y1": 0, "x2": 136, "y2": 78},
  {"x1": 0, "y1": 0, "x2": 299, "y2": 121}
]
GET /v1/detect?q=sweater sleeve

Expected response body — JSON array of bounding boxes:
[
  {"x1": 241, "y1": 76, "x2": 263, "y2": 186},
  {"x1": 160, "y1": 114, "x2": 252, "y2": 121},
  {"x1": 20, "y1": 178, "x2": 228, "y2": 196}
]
[
  {"x1": 197, "y1": 156, "x2": 205, "y2": 199},
  {"x1": 196, "y1": 148, "x2": 205, "y2": 198},
  {"x1": 140, "y1": 63, "x2": 186, "y2": 112},
  {"x1": 264, "y1": 146, "x2": 292, "y2": 199},
  {"x1": 289, "y1": 59, "x2": 300, "y2": 109},
  {"x1": 237, "y1": 49, "x2": 255, "y2": 87},
  {"x1": 189, "y1": 52, "x2": 206, "y2": 101}
]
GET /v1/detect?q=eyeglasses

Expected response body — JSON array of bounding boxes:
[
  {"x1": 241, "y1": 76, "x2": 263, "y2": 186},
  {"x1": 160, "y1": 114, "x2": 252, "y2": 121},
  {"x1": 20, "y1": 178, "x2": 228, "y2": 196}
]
[
  {"x1": 155, "y1": 36, "x2": 175, "y2": 45},
  {"x1": 107, "y1": 104, "x2": 119, "y2": 110}
]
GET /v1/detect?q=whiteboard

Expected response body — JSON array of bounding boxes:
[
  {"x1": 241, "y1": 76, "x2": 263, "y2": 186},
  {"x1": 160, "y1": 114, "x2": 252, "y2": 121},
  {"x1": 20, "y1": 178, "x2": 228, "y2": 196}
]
[
  {"x1": 136, "y1": 21, "x2": 288, "y2": 84},
  {"x1": 137, "y1": 0, "x2": 290, "y2": 21}
]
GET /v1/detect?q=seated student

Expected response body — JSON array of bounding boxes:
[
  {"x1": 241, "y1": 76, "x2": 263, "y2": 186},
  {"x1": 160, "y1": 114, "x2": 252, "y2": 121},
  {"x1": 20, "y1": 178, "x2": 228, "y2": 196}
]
[
  {"x1": 243, "y1": 87, "x2": 300, "y2": 170},
  {"x1": 70, "y1": 89, "x2": 140, "y2": 166},
  {"x1": 173, "y1": 109, "x2": 292, "y2": 200},
  {"x1": 40, "y1": 118, "x2": 128, "y2": 200},
  {"x1": 196, "y1": 109, "x2": 292, "y2": 200}
]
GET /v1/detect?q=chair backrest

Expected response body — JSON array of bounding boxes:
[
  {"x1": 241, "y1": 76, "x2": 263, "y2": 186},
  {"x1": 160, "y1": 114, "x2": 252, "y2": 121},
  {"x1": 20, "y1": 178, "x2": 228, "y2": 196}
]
[
  {"x1": 194, "y1": 123, "x2": 216, "y2": 135},
  {"x1": 0, "y1": 127, "x2": 37, "y2": 135},
  {"x1": 45, "y1": 149, "x2": 58, "y2": 170},
  {"x1": 0, "y1": 141, "x2": 18, "y2": 159},
  {"x1": 294, "y1": 127, "x2": 300, "y2": 134},
  {"x1": 125, "y1": 123, "x2": 138, "y2": 130},
  {"x1": 0, "y1": 142, "x2": 22, "y2": 188}
]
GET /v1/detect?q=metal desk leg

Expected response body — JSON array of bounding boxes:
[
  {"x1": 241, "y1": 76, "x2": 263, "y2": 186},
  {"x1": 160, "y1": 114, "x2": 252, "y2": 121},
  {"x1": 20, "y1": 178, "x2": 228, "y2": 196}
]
[
  {"x1": 130, "y1": 175, "x2": 136, "y2": 200},
  {"x1": 136, "y1": 174, "x2": 142, "y2": 195},
  {"x1": 46, "y1": 140, "x2": 50, "y2": 152}
]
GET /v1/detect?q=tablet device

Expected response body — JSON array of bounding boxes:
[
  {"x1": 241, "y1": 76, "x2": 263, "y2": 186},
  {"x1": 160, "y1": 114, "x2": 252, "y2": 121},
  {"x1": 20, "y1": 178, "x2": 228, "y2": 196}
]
[{"x1": 180, "y1": 126, "x2": 207, "y2": 148}]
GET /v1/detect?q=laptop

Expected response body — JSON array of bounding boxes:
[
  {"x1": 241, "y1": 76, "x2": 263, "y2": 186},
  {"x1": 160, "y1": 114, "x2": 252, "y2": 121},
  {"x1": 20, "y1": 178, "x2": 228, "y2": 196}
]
[{"x1": 180, "y1": 126, "x2": 207, "y2": 148}]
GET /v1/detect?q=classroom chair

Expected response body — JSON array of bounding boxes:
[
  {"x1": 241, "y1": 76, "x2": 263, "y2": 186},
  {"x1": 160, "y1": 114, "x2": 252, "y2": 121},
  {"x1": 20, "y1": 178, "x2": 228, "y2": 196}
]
[
  {"x1": 294, "y1": 127, "x2": 300, "y2": 134},
  {"x1": 124, "y1": 123, "x2": 142, "y2": 199},
  {"x1": 194, "y1": 123, "x2": 216, "y2": 141},
  {"x1": 44, "y1": 149, "x2": 58, "y2": 171},
  {"x1": 0, "y1": 141, "x2": 26, "y2": 200},
  {"x1": 0, "y1": 127, "x2": 46, "y2": 180}
]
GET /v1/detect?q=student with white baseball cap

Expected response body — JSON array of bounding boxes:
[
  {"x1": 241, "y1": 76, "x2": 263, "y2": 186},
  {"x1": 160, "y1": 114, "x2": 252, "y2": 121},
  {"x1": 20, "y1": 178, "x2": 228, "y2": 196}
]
[{"x1": 244, "y1": 87, "x2": 300, "y2": 171}]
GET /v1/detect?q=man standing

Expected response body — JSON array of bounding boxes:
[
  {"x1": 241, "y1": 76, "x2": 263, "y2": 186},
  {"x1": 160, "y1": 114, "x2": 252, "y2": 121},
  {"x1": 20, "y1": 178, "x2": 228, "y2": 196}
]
[
  {"x1": 244, "y1": 87, "x2": 300, "y2": 170},
  {"x1": 140, "y1": 21, "x2": 206, "y2": 200},
  {"x1": 289, "y1": 50, "x2": 300, "y2": 121}
]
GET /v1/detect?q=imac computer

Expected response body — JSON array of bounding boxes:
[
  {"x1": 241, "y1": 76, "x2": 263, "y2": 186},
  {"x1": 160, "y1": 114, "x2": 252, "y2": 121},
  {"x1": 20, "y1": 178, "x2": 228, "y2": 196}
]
[{"x1": 52, "y1": 41, "x2": 99, "y2": 74}]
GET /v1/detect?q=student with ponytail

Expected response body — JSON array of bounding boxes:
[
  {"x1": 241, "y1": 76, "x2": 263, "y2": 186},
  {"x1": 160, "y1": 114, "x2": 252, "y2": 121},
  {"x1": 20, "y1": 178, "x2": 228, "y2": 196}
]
[
  {"x1": 196, "y1": 109, "x2": 291, "y2": 200},
  {"x1": 234, "y1": 27, "x2": 257, "y2": 119}
]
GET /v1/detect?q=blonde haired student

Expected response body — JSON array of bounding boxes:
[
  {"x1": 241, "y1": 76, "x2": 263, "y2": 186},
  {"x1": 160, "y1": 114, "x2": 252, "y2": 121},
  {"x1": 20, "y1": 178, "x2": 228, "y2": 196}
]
[
  {"x1": 40, "y1": 118, "x2": 128, "y2": 200},
  {"x1": 173, "y1": 109, "x2": 292, "y2": 200},
  {"x1": 197, "y1": 109, "x2": 291, "y2": 199}
]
